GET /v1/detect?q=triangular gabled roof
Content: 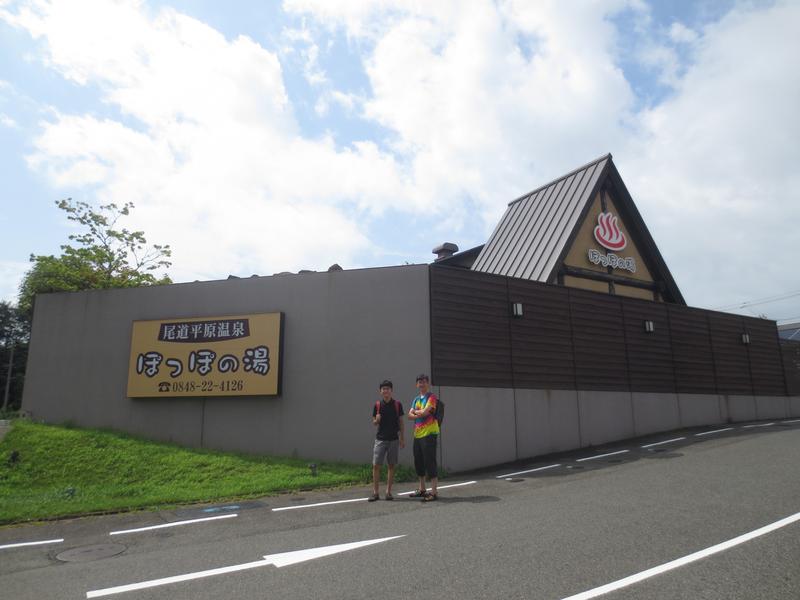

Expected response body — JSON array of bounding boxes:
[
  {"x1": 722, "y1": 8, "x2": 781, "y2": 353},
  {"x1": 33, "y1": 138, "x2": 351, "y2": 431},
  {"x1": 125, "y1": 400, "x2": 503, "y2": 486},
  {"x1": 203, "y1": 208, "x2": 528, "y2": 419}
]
[{"x1": 471, "y1": 153, "x2": 685, "y2": 304}]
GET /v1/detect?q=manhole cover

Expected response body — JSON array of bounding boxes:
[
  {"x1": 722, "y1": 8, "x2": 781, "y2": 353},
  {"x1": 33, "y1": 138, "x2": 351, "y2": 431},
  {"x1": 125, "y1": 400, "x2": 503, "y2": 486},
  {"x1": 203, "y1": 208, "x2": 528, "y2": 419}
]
[
  {"x1": 56, "y1": 544, "x2": 126, "y2": 563},
  {"x1": 504, "y1": 478, "x2": 524, "y2": 482}
]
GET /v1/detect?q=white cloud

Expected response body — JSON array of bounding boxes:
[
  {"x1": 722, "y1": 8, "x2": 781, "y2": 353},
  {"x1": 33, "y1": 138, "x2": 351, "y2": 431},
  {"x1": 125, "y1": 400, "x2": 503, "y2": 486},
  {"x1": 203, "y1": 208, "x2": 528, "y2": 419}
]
[
  {"x1": 0, "y1": 113, "x2": 17, "y2": 128},
  {"x1": 669, "y1": 22, "x2": 698, "y2": 44},
  {"x1": 1, "y1": 0, "x2": 409, "y2": 281},
  {"x1": 622, "y1": 1, "x2": 800, "y2": 308},
  {"x1": 289, "y1": 0, "x2": 640, "y2": 230}
]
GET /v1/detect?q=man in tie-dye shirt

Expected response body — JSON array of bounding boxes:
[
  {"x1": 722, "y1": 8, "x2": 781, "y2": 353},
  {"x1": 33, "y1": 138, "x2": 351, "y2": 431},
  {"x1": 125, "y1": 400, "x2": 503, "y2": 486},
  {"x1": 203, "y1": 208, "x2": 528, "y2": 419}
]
[{"x1": 408, "y1": 373, "x2": 440, "y2": 501}]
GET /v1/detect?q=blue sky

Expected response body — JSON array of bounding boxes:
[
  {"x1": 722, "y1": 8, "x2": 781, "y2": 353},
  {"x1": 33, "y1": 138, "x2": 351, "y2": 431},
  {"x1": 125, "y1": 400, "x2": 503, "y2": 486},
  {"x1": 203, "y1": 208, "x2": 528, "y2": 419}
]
[{"x1": 0, "y1": 0, "x2": 798, "y2": 322}]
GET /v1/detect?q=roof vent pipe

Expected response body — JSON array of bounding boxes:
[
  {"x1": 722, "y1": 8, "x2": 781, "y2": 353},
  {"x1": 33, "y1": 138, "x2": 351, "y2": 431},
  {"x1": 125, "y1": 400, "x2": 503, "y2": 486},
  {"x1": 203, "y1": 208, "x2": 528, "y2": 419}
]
[{"x1": 433, "y1": 242, "x2": 459, "y2": 261}]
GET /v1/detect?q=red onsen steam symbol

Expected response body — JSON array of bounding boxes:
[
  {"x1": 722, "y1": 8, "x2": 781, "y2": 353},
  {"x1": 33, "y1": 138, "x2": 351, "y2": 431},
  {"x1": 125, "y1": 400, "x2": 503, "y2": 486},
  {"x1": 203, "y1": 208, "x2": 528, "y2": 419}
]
[{"x1": 593, "y1": 212, "x2": 627, "y2": 251}]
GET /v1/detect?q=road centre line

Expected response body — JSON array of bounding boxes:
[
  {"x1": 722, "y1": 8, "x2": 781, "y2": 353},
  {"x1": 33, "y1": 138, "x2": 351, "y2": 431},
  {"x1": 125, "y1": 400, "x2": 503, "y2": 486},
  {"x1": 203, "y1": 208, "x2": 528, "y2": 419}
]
[
  {"x1": 695, "y1": 427, "x2": 734, "y2": 437},
  {"x1": 743, "y1": 422, "x2": 774, "y2": 428},
  {"x1": 496, "y1": 464, "x2": 561, "y2": 478},
  {"x1": 559, "y1": 510, "x2": 800, "y2": 600},
  {"x1": 272, "y1": 481, "x2": 477, "y2": 511},
  {"x1": 0, "y1": 538, "x2": 64, "y2": 550},
  {"x1": 641, "y1": 437, "x2": 686, "y2": 449},
  {"x1": 109, "y1": 514, "x2": 237, "y2": 535},
  {"x1": 576, "y1": 450, "x2": 629, "y2": 462}
]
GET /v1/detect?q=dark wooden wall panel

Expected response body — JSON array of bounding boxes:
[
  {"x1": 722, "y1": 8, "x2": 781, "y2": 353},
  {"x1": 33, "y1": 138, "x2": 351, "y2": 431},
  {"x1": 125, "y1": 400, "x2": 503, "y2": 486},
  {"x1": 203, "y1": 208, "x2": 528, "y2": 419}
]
[
  {"x1": 781, "y1": 340, "x2": 800, "y2": 396},
  {"x1": 666, "y1": 306, "x2": 717, "y2": 394},
  {"x1": 709, "y1": 313, "x2": 753, "y2": 395},
  {"x1": 622, "y1": 299, "x2": 676, "y2": 393},
  {"x1": 746, "y1": 318, "x2": 787, "y2": 395},
  {"x1": 429, "y1": 266, "x2": 790, "y2": 396},
  {"x1": 430, "y1": 267, "x2": 512, "y2": 387},
  {"x1": 568, "y1": 288, "x2": 629, "y2": 391},
  {"x1": 508, "y1": 279, "x2": 575, "y2": 389}
]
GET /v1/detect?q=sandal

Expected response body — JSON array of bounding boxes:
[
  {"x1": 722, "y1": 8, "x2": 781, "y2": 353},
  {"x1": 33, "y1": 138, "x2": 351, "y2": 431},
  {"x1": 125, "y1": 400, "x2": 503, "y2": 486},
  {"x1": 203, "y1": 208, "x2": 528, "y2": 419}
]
[
  {"x1": 384, "y1": 493, "x2": 394, "y2": 501},
  {"x1": 368, "y1": 493, "x2": 380, "y2": 502},
  {"x1": 422, "y1": 493, "x2": 438, "y2": 502},
  {"x1": 409, "y1": 489, "x2": 427, "y2": 498}
]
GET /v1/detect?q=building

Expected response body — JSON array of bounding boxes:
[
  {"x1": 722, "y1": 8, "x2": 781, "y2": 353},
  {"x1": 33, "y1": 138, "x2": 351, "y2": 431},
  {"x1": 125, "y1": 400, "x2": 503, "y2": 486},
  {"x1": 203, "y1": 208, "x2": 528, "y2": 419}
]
[{"x1": 22, "y1": 154, "x2": 800, "y2": 472}]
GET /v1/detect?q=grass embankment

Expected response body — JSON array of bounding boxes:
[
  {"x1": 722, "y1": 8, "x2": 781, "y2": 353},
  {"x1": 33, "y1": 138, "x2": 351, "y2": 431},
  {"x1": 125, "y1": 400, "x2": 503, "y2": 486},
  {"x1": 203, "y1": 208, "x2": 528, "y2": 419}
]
[{"x1": 0, "y1": 420, "x2": 414, "y2": 525}]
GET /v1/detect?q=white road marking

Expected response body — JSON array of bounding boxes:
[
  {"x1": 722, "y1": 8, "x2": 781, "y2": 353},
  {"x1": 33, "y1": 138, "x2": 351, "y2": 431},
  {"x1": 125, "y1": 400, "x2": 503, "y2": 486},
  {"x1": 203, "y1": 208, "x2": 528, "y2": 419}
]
[
  {"x1": 576, "y1": 450, "x2": 629, "y2": 462},
  {"x1": 0, "y1": 538, "x2": 64, "y2": 550},
  {"x1": 263, "y1": 535, "x2": 405, "y2": 567},
  {"x1": 742, "y1": 422, "x2": 774, "y2": 428},
  {"x1": 86, "y1": 535, "x2": 404, "y2": 598},
  {"x1": 396, "y1": 480, "x2": 477, "y2": 495},
  {"x1": 559, "y1": 511, "x2": 800, "y2": 600},
  {"x1": 87, "y1": 559, "x2": 271, "y2": 598},
  {"x1": 641, "y1": 437, "x2": 686, "y2": 449},
  {"x1": 496, "y1": 464, "x2": 561, "y2": 478},
  {"x1": 272, "y1": 498, "x2": 369, "y2": 512},
  {"x1": 272, "y1": 481, "x2": 477, "y2": 511},
  {"x1": 784, "y1": 419, "x2": 800, "y2": 423},
  {"x1": 109, "y1": 514, "x2": 237, "y2": 535},
  {"x1": 694, "y1": 427, "x2": 734, "y2": 437}
]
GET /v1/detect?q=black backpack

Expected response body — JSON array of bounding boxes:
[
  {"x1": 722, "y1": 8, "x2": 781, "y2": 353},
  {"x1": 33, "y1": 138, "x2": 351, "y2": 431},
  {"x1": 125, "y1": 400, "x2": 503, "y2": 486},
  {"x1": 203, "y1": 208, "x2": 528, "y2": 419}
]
[{"x1": 434, "y1": 397, "x2": 445, "y2": 427}]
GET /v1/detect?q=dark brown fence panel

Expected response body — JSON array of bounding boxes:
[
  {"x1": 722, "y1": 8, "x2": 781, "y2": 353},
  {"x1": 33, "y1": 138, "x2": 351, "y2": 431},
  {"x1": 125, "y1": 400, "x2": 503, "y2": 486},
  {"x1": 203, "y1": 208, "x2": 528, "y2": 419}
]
[
  {"x1": 667, "y1": 305, "x2": 717, "y2": 394},
  {"x1": 568, "y1": 288, "x2": 629, "y2": 391},
  {"x1": 708, "y1": 312, "x2": 753, "y2": 395},
  {"x1": 781, "y1": 340, "x2": 800, "y2": 396},
  {"x1": 508, "y1": 279, "x2": 575, "y2": 389},
  {"x1": 746, "y1": 317, "x2": 788, "y2": 395},
  {"x1": 430, "y1": 266, "x2": 513, "y2": 387},
  {"x1": 430, "y1": 266, "x2": 789, "y2": 396},
  {"x1": 621, "y1": 299, "x2": 676, "y2": 393}
]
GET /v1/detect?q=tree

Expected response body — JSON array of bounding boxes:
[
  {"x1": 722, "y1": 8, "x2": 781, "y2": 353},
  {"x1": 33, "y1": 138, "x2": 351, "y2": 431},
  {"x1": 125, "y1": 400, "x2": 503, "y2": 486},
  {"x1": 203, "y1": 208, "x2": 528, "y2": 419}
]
[
  {"x1": 0, "y1": 301, "x2": 28, "y2": 412},
  {"x1": 18, "y1": 199, "x2": 172, "y2": 317}
]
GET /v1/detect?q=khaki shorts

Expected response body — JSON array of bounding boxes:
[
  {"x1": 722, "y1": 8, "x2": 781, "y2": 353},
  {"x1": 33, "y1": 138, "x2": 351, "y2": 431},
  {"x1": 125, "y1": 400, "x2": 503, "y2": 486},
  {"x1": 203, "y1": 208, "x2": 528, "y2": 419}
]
[{"x1": 373, "y1": 439, "x2": 399, "y2": 465}]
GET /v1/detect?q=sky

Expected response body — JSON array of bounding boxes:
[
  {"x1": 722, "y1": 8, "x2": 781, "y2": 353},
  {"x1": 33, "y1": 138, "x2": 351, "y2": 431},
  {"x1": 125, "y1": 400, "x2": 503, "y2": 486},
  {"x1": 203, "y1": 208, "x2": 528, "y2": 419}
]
[{"x1": 0, "y1": 0, "x2": 798, "y2": 323}]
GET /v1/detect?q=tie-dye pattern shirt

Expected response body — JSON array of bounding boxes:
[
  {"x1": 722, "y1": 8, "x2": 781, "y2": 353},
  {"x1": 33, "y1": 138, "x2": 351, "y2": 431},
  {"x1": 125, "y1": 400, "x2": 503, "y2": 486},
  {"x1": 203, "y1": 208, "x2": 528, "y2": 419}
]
[{"x1": 412, "y1": 393, "x2": 439, "y2": 438}]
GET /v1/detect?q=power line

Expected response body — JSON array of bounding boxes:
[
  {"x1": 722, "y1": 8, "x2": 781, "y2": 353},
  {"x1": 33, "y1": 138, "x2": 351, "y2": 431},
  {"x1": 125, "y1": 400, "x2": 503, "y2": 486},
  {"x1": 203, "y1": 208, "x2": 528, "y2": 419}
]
[{"x1": 713, "y1": 289, "x2": 800, "y2": 311}]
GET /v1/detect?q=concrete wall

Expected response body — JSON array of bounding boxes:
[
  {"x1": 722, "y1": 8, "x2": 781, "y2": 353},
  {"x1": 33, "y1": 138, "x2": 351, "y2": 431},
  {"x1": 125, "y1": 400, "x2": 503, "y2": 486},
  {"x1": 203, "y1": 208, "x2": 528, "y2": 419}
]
[
  {"x1": 436, "y1": 385, "x2": 800, "y2": 472},
  {"x1": 23, "y1": 265, "x2": 431, "y2": 465},
  {"x1": 22, "y1": 263, "x2": 800, "y2": 473}
]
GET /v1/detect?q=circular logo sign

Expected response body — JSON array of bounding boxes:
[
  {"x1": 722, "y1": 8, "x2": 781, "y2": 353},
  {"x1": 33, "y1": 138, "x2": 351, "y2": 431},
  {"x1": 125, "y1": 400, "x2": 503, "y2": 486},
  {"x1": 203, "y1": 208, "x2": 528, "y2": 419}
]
[{"x1": 593, "y1": 211, "x2": 627, "y2": 251}]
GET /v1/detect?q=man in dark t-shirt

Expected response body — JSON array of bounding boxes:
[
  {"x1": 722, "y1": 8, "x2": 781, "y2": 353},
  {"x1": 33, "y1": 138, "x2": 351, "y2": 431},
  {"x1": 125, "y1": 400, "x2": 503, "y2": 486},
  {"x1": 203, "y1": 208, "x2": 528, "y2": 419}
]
[{"x1": 369, "y1": 380, "x2": 405, "y2": 501}]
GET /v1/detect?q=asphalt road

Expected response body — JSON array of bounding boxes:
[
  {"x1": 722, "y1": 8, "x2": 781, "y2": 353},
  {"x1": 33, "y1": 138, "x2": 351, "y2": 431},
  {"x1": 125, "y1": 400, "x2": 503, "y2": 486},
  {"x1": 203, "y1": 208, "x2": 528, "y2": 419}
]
[{"x1": 1, "y1": 419, "x2": 799, "y2": 599}]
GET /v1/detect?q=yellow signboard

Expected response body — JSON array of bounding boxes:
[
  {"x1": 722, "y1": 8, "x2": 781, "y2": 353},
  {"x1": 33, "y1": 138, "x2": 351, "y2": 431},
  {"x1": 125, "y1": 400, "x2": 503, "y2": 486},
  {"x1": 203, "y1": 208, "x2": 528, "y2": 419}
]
[{"x1": 127, "y1": 313, "x2": 283, "y2": 397}]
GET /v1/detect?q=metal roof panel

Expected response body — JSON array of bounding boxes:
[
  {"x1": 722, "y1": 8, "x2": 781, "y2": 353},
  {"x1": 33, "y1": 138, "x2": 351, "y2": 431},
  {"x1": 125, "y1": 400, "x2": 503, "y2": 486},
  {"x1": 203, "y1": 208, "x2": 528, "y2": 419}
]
[{"x1": 473, "y1": 154, "x2": 609, "y2": 282}]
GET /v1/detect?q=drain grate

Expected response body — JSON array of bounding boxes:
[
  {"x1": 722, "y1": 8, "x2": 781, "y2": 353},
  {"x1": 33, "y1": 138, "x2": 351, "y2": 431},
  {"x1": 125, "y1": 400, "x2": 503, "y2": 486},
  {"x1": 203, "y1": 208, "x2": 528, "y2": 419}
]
[{"x1": 56, "y1": 544, "x2": 126, "y2": 563}]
